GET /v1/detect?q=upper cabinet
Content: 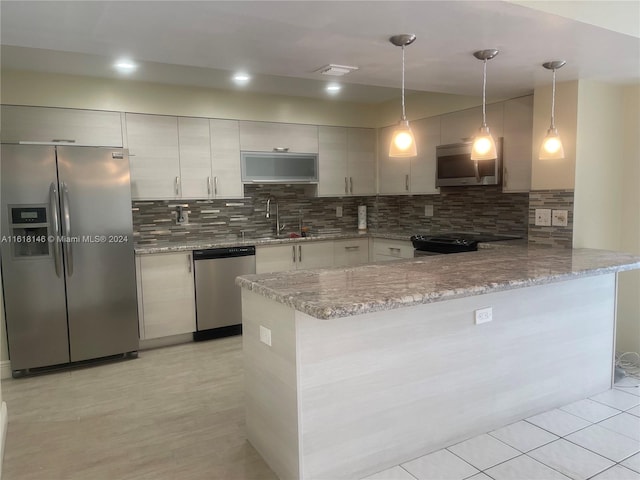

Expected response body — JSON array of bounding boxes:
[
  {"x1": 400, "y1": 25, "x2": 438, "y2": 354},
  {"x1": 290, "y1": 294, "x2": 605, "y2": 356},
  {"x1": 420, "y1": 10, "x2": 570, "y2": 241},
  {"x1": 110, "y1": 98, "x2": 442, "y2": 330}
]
[
  {"x1": 126, "y1": 114, "x2": 243, "y2": 200},
  {"x1": 1, "y1": 105, "x2": 123, "y2": 147},
  {"x1": 239, "y1": 121, "x2": 318, "y2": 153},
  {"x1": 209, "y1": 119, "x2": 243, "y2": 198},
  {"x1": 440, "y1": 103, "x2": 504, "y2": 145},
  {"x1": 126, "y1": 113, "x2": 181, "y2": 200},
  {"x1": 178, "y1": 117, "x2": 212, "y2": 199},
  {"x1": 318, "y1": 126, "x2": 376, "y2": 196},
  {"x1": 378, "y1": 117, "x2": 440, "y2": 195},
  {"x1": 502, "y1": 95, "x2": 533, "y2": 192}
]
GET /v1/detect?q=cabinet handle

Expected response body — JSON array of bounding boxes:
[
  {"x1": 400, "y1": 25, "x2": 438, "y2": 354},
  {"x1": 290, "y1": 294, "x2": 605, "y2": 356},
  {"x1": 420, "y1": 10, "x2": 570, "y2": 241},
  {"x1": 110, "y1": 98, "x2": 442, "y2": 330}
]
[
  {"x1": 298, "y1": 245, "x2": 302, "y2": 263},
  {"x1": 214, "y1": 176, "x2": 218, "y2": 195},
  {"x1": 405, "y1": 174, "x2": 409, "y2": 192},
  {"x1": 292, "y1": 245, "x2": 296, "y2": 263},
  {"x1": 503, "y1": 167, "x2": 508, "y2": 188},
  {"x1": 175, "y1": 176, "x2": 180, "y2": 195},
  {"x1": 207, "y1": 176, "x2": 212, "y2": 195},
  {"x1": 187, "y1": 254, "x2": 192, "y2": 272},
  {"x1": 273, "y1": 147, "x2": 289, "y2": 153},
  {"x1": 345, "y1": 246, "x2": 360, "y2": 251},
  {"x1": 345, "y1": 177, "x2": 349, "y2": 194},
  {"x1": 350, "y1": 177, "x2": 353, "y2": 194}
]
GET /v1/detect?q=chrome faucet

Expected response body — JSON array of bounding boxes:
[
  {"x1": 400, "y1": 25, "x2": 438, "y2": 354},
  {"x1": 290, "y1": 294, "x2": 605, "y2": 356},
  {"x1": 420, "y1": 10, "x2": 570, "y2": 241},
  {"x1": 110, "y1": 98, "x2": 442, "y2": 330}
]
[{"x1": 265, "y1": 195, "x2": 286, "y2": 236}]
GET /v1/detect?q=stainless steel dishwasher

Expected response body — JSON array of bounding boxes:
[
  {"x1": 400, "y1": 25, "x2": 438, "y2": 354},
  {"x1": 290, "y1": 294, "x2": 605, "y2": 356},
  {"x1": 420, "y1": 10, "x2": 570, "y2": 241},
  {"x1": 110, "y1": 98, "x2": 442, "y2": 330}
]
[{"x1": 192, "y1": 246, "x2": 256, "y2": 341}]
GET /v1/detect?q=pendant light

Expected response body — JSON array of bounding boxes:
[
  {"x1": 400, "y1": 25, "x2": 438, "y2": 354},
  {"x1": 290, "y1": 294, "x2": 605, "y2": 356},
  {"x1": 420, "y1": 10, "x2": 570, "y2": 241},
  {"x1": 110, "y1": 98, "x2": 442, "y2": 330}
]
[
  {"x1": 539, "y1": 60, "x2": 566, "y2": 160},
  {"x1": 389, "y1": 34, "x2": 417, "y2": 158},
  {"x1": 471, "y1": 49, "x2": 499, "y2": 161}
]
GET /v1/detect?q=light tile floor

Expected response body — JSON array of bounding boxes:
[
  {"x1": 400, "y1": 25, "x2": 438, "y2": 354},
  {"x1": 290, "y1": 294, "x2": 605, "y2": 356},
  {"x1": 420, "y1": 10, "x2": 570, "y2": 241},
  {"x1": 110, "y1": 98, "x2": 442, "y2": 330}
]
[
  {"x1": 364, "y1": 382, "x2": 640, "y2": 480},
  {"x1": 3, "y1": 337, "x2": 639, "y2": 480}
]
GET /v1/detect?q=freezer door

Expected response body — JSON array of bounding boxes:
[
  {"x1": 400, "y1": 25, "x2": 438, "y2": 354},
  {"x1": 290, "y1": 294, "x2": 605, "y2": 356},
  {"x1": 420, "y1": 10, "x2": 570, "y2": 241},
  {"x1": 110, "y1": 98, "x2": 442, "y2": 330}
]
[
  {"x1": 56, "y1": 146, "x2": 139, "y2": 361},
  {"x1": 0, "y1": 145, "x2": 70, "y2": 371}
]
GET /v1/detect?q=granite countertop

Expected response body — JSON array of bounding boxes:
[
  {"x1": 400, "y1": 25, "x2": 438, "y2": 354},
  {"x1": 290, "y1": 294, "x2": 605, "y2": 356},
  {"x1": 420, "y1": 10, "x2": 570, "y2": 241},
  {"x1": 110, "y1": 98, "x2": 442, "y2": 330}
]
[
  {"x1": 134, "y1": 230, "x2": 414, "y2": 254},
  {"x1": 235, "y1": 246, "x2": 640, "y2": 320}
]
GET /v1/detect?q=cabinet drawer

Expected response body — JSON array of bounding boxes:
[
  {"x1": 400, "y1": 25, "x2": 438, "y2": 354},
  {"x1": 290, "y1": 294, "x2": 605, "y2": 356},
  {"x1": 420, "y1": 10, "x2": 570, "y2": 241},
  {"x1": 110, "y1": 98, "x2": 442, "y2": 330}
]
[
  {"x1": 372, "y1": 239, "x2": 414, "y2": 259},
  {"x1": 334, "y1": 238, "x2": 369, "y2": 266}
]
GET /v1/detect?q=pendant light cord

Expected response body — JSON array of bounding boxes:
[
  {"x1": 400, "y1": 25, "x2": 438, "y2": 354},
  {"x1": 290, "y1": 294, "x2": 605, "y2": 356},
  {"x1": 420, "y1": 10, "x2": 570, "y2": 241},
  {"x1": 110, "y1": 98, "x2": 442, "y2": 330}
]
[
  {"x1": 401, "y1": 45, "x2": 407, "y2": 121},
  {"x1": 550, "y1": 68, "x2": 556, "y2": 129},
  {"x1": 482, "y1": 59, "x2": 487, "y2": 127}
]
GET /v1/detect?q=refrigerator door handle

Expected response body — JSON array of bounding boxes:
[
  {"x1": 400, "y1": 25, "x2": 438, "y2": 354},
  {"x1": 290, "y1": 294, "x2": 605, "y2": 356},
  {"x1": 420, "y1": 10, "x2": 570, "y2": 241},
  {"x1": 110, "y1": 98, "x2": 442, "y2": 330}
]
[
  {"x1": 60, "y1": 182, "x2": 74, "y2": 276},
  {"x1": 49, "y1": 182, "x2": 63, "y2": 278}
]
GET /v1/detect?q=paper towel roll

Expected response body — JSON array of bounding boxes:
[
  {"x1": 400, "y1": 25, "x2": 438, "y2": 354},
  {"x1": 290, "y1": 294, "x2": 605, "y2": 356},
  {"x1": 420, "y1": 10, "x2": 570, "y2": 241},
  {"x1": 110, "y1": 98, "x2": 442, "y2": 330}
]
[{"x1": 358, "y1": 205, "x2": 367, "y2": 231}]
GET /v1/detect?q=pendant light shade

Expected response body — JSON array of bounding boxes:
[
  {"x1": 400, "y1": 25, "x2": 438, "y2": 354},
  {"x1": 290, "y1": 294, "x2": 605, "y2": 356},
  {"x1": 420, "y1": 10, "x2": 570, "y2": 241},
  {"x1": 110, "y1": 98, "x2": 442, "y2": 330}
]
[
  {"x1": 539, "y1": 61, "x2": 566, "y2": 160},
  {"x1": 389, "y1": 34, "x2": 417, "y2": 158},
  {"x1": 471, "y1": 49, "x2": 499, "y2": 161}
]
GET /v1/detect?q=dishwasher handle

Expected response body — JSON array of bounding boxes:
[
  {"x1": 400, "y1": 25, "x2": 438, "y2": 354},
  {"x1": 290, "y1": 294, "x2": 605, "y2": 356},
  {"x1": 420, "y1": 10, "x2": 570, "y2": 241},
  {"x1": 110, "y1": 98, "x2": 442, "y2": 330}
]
[{"x1": 193, "y1": 246, "x2": 256, "y2": 260}]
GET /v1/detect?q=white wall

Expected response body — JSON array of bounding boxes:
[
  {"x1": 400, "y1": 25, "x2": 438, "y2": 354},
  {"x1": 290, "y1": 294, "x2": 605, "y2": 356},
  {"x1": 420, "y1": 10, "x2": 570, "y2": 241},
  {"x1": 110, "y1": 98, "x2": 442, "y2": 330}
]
[
  {"x1": 531, "y1": 81, "x2": 579, "y2": 190},
  {"x1": 572, "y1": 81, "x2": 640, "y2": 354},
  {"x1": 0, "y1": 69, "x2": 380, "y2": 128},
  {"x1": 616, "y1": 85, "x2": 640, "y2": 353}
]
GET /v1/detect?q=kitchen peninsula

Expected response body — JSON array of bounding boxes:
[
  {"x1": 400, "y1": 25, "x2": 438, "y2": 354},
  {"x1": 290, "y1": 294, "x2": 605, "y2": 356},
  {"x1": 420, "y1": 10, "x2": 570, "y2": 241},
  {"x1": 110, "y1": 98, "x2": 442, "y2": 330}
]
[{"x1": 237, "y1": 246, "x2": 640, "y2": 480}]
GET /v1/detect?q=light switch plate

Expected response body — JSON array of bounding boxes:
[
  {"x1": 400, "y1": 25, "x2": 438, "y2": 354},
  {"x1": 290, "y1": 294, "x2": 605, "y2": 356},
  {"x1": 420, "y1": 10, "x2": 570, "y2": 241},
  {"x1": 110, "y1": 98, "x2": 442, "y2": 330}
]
[
  {"x1": 552, "y1": 209, "x2": 568, "y2": 227},
  {"x1": 535, "y1": 208, "x2": 552, "y2": 226},
  {"x1": 336, "y1": 206, "x2": 343, "y2": 218},
  {"x1": 424, "y1": 205, "x2": 434, "y2": 217},
  {"x1": 259, "y1": 325, "x2": 272, "y2": 346}
]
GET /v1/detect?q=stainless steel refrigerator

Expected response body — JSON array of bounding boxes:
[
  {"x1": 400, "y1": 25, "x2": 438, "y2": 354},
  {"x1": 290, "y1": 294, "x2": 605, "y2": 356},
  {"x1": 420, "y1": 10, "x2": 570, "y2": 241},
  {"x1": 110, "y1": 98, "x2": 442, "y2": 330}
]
[{"x1": 1, "y1": 144, "x2": 138, "y2": 376}]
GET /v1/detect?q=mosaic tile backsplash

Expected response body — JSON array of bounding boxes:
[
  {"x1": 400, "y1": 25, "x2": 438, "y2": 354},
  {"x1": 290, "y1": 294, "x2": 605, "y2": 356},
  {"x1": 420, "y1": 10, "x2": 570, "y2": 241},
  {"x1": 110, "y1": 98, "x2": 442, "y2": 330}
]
[
  {"x1": 132, "y1": 185, "x2": 529, "y2": 245},
  {"x1": 528, "y1": 189, "x2": 574, "y2": 248}
]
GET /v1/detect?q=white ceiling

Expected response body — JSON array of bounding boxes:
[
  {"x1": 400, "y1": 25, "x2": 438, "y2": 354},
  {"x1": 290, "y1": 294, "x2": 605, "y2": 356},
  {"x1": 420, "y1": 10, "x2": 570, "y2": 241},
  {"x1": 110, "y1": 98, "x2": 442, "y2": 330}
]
[{"x1": 1, "y1": 1, "x2": 638, "y2": 103}]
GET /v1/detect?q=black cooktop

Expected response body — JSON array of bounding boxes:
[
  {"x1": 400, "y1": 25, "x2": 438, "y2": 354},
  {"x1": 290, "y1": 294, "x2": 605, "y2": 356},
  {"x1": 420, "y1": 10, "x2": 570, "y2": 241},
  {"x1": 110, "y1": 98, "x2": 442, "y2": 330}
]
[{"x1": 411, "y1": 232, "x2": 522, "y2": 254}]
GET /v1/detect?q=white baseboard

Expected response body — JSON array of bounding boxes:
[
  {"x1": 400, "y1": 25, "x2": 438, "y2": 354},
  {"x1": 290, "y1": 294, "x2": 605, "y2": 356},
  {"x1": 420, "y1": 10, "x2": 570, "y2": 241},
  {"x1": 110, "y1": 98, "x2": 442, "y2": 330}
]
[
  {"x1": 0, "y1": 401, "x2": 7, "y2": 479},
  {"x1": 0, "y1": 362, "x2": 10, "y2": 381}
]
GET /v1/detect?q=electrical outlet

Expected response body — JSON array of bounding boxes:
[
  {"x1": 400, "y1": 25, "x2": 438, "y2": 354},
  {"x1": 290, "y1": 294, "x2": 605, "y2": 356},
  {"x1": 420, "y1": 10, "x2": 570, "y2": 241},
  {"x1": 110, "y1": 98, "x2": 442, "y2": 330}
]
[
  {"x1": 552, "y1": 209, "x2": 568, "y2": 227},
  {"x1": 336, "y1": 206, "x2": 343, "y2": 218},
  {"x1": 535, "y1": 208, "x2": 552, "y2": 226},
  {"x1": 475, "y1": 307, "x2": 493, "y2": 325},
  {"x1": 259, "y1": 325, "x2": 272, "y2": 346},
  {"x1": 424, "y1": 205, "x2": 434, "y2": 217}
]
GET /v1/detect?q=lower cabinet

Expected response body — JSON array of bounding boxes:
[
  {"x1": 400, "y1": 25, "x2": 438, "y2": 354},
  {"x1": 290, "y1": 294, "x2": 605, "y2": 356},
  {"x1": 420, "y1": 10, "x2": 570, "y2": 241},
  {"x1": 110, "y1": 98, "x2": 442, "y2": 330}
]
[
  {"x1": 256, "y1": 241, "x2": 335, "y2": 274},
  {"x1": 136, "y1": 252, "x2": 196, "y2": 340},
  {"x1": 372, "y1": 239, "x2": 414, "y2": 262},
  {"x1": 334, "y1": 238, "x2": 369, "y2": 266}
]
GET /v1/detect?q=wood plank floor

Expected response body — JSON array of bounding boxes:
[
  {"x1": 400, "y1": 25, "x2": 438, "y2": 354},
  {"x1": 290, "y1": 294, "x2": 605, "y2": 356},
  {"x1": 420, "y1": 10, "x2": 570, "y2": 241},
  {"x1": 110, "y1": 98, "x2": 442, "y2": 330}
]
[{"x1": 1, "y1": 336, "x2": 277, "y2": 480}]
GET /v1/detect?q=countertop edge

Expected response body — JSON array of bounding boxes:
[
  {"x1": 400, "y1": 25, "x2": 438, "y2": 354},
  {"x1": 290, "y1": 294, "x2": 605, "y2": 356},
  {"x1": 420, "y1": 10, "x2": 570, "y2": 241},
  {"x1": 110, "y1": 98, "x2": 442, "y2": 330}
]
[{"x1": 235, "y1": 250, "x2": 640, "y2": 320}]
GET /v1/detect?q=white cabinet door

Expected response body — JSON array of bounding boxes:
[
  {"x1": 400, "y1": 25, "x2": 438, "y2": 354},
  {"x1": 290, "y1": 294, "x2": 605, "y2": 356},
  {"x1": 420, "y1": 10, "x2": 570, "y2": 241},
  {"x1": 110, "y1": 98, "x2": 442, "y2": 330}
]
[
  {"x1": 347, "y1": 128, "x2": 376, "y2": 195},
  {"x1": 333, "y1": 238, "x2": 369, "y2": 266},
  {"x1": 239, "y1": 121, "x2": 318, "y2": 153},
  {"x1": 410, "y1": 116, "x2": 441, "y2": 194},
  {"x1": 126, "y1": 113, "x2": 181, "y2": 200},
  {"x1": 318, "y1": 126, "x2": 348, "y2": 196},
  {"x1": 372, "y1": 239, "x2": 414, "y2": 262},
  {"x1": 210, "y1": 119, "x2": 243, "y2": 198},
  {"x1": 440, "y1": 103, "x2": 504, "y2": 145},
  {"x1": 378, "y1": 125, "x2": 411, "y2": 195},
  {"x1": 297, "y1": 241, "x2": 334, "y2": 270},
  {"x1": 256, "y1": 244, "x2": 296, "y2": 274},
  {"x1": 137, "y1": 252, "x2": 196, "y2": 340},
  {"x1": 1, "y1": 105, "x2": 123, "y2": 146},
  {"x1": 502, "y1": 95, "x2": 533, "y2": 192},
  {"x1": 178, "y1": 117, "x2": 212, "y2": 199}
]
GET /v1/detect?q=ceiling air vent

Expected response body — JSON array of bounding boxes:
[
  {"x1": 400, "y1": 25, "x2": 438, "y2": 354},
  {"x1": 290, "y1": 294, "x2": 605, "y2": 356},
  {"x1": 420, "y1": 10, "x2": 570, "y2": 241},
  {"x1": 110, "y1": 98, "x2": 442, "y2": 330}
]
[{"x1": 315, "y1": 64, "x2": 359, "y2": 76}]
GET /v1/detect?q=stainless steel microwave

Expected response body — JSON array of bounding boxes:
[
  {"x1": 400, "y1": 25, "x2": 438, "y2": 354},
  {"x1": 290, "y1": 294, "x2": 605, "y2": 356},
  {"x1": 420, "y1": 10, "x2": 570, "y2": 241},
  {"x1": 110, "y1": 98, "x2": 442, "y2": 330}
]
[{"x1": 435, "y1": 138, "x2": 503, "y2": 187}]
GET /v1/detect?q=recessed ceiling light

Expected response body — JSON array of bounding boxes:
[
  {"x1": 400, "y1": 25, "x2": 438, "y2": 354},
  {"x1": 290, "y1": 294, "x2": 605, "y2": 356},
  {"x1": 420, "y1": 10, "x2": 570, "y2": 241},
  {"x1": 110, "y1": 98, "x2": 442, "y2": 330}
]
[
  {"x1": 233, "y1": 73, "x2": 251, "y2": 84},
  {"x1": 113, "y1": 59, "x2": 137, "y2": 74},
  {"x1": 326, "y1": 83, "x2": 342, "y2": 94}
]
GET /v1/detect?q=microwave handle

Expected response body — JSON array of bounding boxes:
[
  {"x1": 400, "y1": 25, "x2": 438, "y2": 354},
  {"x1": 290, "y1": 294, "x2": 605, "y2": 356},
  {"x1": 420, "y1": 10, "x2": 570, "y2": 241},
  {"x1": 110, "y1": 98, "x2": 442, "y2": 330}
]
[{"x1": 473, "y1": 160, "x2": 481, "y2": 183}]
